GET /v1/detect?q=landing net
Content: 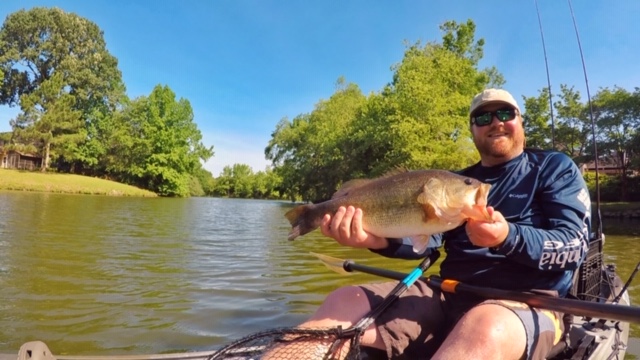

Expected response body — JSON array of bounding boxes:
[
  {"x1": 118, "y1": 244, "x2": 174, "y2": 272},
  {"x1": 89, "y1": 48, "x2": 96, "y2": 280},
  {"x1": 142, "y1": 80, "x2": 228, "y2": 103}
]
[
  {"x1": 206, "y1": 326, "x2": 367, "y2": 360},
  {"x1": 207, "y1": 253, "x2": 440, "y2": 360}
]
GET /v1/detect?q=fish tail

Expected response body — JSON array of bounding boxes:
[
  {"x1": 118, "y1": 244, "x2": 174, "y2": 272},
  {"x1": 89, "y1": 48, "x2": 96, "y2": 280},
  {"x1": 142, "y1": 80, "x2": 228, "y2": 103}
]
[{"x1": 284, "y1": 204, "x2": 319, "y2": 240}]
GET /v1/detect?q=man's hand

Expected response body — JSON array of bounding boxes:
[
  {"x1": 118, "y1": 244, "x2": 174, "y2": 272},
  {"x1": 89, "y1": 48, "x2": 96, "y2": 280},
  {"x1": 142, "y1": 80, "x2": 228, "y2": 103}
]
[
  {"x1": 320, "y1": 206, "x2": 388, "y2": 249},
  {"x1": 465, "y1": 206, "x2": 509, "y2": 248}
]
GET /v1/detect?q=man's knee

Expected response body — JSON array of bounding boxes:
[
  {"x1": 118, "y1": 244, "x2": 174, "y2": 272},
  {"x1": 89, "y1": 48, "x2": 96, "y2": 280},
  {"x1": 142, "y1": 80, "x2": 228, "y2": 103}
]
[
  {"x1": 458, "y1": 304, "x2": 527, "y2": 356},
  {"x1": 310, "y1": 285, "x2": 371, "y2": 323}
]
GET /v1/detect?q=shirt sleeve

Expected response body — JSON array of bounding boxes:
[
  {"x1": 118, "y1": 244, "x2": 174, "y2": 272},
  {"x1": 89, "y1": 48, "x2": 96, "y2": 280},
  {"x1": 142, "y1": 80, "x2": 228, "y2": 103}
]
[
  {"x1": 490, "y1": 153, "x2": 591, "y2": 271},
  {"x1": 370, "y1": 233, "x2": 443, "y2": 260}
]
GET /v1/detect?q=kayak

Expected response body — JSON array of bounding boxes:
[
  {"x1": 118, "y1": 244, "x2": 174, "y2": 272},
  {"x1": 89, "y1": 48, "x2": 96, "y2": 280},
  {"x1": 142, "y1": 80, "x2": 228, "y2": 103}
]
[{"x1": 547, "y1": 265, "x2": 630, "y2": 359}]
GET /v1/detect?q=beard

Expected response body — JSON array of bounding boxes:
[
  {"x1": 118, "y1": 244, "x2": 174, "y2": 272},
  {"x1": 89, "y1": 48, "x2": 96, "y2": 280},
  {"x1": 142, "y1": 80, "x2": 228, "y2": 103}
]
[{"x1": 474, "y1": 128, "x2": 526, "y2": 164}]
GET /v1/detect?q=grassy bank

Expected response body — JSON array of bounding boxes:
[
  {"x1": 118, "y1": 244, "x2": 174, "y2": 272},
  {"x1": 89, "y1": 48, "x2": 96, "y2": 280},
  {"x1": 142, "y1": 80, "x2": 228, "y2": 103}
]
[
  {"x1": 0, "y1": 169, "x2": 157, "y2": 197},
  {"x1": 598, "y1": 202, "x2": 640, "y2": 212}
]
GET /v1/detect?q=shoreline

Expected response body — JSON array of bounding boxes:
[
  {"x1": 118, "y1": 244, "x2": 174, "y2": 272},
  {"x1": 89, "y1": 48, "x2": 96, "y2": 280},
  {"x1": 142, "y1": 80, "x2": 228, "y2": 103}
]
[{"x1": 0, "y1": 169, "x2": 157, "y2": 197}]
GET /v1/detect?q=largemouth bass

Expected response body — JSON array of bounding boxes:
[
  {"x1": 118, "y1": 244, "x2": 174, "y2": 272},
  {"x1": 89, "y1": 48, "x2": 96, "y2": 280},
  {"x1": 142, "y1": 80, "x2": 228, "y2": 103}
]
[{"x1": 285, "y1": 169, "x2": 491, "y2": 252}]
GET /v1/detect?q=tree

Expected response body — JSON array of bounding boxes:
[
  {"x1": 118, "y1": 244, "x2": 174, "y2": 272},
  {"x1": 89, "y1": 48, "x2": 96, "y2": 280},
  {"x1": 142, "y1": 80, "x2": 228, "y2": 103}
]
[
  {"x1": 591, "y1": 87, "x2": 637, "y2": 200},
  {"x1": 266, "y1": 19, "x2": 503, "y2": 202},
  {"x1": 118, "y1": 85, "x2": 213, "y2": 196},
  {"x1": 522, "y1": 88, "x2": 554, "y2": 150},
  {"x1": 213, "y1": 164, "x2": 252, "y2": 198},
  {"x1": 347, "y1": 20, "x2": 502, "y2": 176},
  {"x1": 266, "y1": 79, "x2": 366, "y2": 201},
  {"x1": 628, "y1": 87, "x2": 640, "y2": 172},
  {"x1": 192, "y1": 167, "x2": 216, "y2": 196},
  {"x1": 11, "y1": 72, "x2": 83, "y2": 171},
  {"x1": 553, "y1": 85, "x2": 590, "y2": 160},
  {"x1": 0, "y1": 7, "x2": 126, "y2": 169}
]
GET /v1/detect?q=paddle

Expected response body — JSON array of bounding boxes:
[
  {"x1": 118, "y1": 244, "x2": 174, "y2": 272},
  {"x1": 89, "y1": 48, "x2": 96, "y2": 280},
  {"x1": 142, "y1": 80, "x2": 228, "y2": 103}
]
[
  {"x1": 312, "y1": 252, "x2": 640, "y2": 324},
  {"x1": 347, "y1": 249, "x2": 440, "y2": 331}
]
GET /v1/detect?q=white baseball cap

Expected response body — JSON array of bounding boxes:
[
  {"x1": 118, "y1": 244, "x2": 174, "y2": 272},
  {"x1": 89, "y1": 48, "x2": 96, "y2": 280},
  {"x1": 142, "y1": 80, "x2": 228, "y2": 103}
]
[{"x1": 469, "y1": 88, "x2": 520, "y2": 116}]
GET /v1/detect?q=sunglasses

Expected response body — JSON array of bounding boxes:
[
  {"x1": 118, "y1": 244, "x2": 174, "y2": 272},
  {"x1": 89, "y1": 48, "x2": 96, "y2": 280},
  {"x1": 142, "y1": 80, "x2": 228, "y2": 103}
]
[{"x1": 471, "y1": 107, "x2": 518, "y2": 127}]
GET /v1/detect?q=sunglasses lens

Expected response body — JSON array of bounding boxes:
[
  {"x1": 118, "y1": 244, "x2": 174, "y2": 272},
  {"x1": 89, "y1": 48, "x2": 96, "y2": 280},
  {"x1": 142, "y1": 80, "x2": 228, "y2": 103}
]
[
  {"x1": 473, "y1": 113, "x2": 492, "y2": 126},
  {"x1": 496, "y1": 109, "x2": 516, "y2": 121}
]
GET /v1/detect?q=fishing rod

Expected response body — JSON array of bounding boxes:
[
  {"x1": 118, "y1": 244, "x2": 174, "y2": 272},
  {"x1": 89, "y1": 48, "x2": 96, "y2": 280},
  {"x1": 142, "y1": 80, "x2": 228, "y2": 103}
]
[
  {"x1": 536, "y1": 0, "x2": 603, "y2": 238},
  {"x1": 313, "y1": 252, "x2": 640, "y2": 324},
  {"x1": 566, "y1": 0, "x2": 602, "y2": 238},
  {"x1": 534, "y1": 0, "x2": 556, "y2": 150}
]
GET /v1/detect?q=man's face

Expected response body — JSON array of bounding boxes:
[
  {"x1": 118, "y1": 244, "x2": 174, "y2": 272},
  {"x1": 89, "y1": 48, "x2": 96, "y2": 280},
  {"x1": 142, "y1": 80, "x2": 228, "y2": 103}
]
[{"x1": 470, "y1": 102, "x2": 525, "y2": 166}]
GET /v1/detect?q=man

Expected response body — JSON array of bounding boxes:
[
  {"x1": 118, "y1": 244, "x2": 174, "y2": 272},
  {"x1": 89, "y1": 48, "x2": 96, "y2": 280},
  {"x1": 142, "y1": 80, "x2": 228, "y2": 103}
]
[{"x1": 283, "y1": 89, "x2": 591, "y2": 360}]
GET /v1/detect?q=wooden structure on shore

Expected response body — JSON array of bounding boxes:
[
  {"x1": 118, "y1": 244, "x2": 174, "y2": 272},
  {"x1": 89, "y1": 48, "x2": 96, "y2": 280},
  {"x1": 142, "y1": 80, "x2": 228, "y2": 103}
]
[
  {"x1": 1, "y1": 149, "x2": 42, "y2": 170},
  {"x1": 0, "y1": 137, "x2": 43, "y2": 171}
]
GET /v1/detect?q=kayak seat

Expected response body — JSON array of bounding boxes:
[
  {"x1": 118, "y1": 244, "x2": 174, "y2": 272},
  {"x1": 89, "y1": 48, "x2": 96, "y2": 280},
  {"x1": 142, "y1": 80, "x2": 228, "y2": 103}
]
[
  {"x1": 569, "y1": 237, "x2": 604, "y2": 302},
  {"x1": 546, "y1": 236, "x2": 607, "y2": 359}
]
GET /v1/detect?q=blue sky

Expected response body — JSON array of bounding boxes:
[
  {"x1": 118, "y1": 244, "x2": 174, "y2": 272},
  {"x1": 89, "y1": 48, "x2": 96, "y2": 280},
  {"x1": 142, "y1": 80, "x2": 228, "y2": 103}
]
[{"x1": 0, "y1": 1, "x2": 638, "y2": 176}]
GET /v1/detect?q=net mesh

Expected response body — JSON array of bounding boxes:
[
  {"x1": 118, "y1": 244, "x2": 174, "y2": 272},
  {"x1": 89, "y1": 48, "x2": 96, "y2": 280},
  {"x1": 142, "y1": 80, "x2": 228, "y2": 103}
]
[{"x1": 207, "y1": 326, "x2": 366, "y2": 360}]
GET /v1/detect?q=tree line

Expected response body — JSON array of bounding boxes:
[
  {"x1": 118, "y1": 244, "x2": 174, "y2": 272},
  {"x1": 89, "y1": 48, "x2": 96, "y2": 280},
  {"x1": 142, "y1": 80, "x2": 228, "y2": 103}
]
[
  {"x1": 0, "y1": 7, "x2": 212, "y2": 196},
  {"x1": 264, "y1": 20, "x2": 640, "y2": 202},
  {"x1": 1, "y1": 8, "x2": 639, "y2": 200}
]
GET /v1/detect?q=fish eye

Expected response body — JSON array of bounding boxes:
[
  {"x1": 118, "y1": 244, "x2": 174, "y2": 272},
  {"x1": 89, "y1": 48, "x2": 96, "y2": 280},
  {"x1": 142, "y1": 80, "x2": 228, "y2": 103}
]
[{"x1": 464, "y1": 178, "x2": 473, "y2": 185}]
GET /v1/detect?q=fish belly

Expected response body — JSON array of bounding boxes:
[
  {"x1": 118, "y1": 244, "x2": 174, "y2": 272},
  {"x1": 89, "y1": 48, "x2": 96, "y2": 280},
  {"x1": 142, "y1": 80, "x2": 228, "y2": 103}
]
[{"x1": 362, "y1": 207, "x2": 463, "y2": 239}]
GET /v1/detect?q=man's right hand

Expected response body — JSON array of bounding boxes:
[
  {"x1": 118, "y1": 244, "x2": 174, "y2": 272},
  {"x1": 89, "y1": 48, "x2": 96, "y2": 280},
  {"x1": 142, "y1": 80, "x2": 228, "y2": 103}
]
[{"x1": 319, "y1": 206, "x2": 389, "y2": 249}]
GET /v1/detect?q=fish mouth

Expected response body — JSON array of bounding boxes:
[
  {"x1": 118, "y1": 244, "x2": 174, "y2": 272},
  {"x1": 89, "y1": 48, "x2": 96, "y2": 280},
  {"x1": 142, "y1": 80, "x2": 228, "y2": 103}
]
[
  {"x1": 462, "y1": 204, "x2": 491, "y2": 221},
  {"x1": 475, "y1": 183, "x2": 491, "y2": 207},
  {"x1": 461, "y1": 183, "x2": 492, "y2": 220}
]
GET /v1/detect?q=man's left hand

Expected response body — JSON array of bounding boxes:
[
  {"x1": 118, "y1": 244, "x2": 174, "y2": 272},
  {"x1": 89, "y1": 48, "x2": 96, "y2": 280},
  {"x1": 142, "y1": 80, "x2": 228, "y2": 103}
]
[{"x1": 465, "y1": 206, "x2": 509, "y2": 248}]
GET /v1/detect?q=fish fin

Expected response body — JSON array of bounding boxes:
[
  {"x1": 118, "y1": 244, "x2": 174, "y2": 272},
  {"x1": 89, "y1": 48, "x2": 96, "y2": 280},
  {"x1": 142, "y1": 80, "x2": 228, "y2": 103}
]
[
  {"x1": 284, "y1": 204, "x2": 318, "y2": 240},
  {"x1": 332, "y1": 179, "x2": 372, "y2": 199},
  {"x1": 332, "y1": 167, "x2": 412, "y2": 199},
  {"x1": 380, "y1": 166, "x2": 411, "y2": 178},
  {"x1": 410, "y1": 235, "x2": 431, "y2": 253}
]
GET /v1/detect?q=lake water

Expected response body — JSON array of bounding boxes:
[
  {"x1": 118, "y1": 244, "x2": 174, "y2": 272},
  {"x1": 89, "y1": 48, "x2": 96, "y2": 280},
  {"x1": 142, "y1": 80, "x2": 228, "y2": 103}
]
[{"x1": 0, "y1": 192, "x2": 638, "y2": 357}]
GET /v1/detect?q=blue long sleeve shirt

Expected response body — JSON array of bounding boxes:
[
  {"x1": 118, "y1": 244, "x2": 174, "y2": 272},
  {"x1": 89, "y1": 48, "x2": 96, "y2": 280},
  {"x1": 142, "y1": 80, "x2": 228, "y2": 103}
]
[{"x1": 373, "y1": 149, "x2": 592, "y2": 296}]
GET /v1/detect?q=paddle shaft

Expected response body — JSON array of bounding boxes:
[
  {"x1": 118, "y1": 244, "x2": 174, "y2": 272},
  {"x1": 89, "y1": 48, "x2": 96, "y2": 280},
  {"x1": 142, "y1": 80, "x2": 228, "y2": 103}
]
[
  {"x1": 342, "y1": 261, "x2": 640, "y2": 324},
  {"x1": 350, "y1": 250, "x2": 441, "y2": 331}
]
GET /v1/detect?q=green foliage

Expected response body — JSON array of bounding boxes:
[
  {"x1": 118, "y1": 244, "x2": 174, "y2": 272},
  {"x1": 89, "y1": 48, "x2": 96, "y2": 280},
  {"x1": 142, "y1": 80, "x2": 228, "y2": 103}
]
[
  {"x1": 355, "y1": 40, "x2": 485, "y2": 171},
  {"x1": 440, "y1": 19, "x2": 484, "y2": 65},
  {"x1": 591, "y1": 87, "x2": 636, "y2": 163},
  {"x1": 0, "y1": 131, "x2": 10, "y2": 143},
  {"x1": 524, "y1": 85, "x2": 640, "y2": 201},
  {"x1": 584, "y1": 172, "x2": 612, "y2": 201},
  {"x1": 267, "y1": 80, "x2": 367, "y2": 201},
  {"x1": 211, "y1": 164, "x2": 282, "y2": 199},
  {"x1": 522, "y1": 88, "x2": 554, "y2": 150},
  {"x1": 553, "y1": 85, "x2": 591, "y2": 159},
  {"x1": 0, "y1": 7, "x2": 126, "y2": 172},
  {"x1": 10, "y1": 72, "x2": 84, "y2": 171},
  {"x1": 266, "y1": 19, "x2": 497, "y2": 202},
  {"x1": 0, "y1": 7, "x2": 125, "y2": 109},
  {"x1": 188, "y1": 174, "x2": 205, "y2": 197},
  {"x1": 584, "y1": 172, "x2": 640, "y2": 202},
  {"x1": 192, "y1": 167, "x2": 216, "y2": 196},
  {"x1": 114, "y1": 85, "x2": 213, "y2": 196}
]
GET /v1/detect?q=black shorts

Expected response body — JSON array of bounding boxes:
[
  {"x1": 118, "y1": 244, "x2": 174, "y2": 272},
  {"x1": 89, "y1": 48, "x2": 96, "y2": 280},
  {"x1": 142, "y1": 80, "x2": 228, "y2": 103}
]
[{"x1": 359, "y1": 280, "x2": 563, "y2": 360}]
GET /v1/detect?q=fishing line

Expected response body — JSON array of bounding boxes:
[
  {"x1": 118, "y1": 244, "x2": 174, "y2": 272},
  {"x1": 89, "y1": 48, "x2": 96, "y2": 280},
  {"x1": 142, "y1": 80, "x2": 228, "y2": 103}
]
[
  {"x1": 534, "y1": 0, "x2": 556, "y2": 149},
  {"x1": 567, "y1": 0, "x2": 603, "y2": 238}
]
